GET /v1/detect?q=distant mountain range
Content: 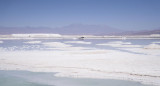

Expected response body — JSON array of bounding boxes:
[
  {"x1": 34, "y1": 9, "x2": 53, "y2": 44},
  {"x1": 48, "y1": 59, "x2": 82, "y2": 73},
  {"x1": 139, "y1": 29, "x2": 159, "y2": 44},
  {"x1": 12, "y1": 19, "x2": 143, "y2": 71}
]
[
  {"x1": 0, "y1": 24, "x2": 160, "y2": 35},
  {"x1": 119, "y1": 28, "x2": 160, "y2": 35}
]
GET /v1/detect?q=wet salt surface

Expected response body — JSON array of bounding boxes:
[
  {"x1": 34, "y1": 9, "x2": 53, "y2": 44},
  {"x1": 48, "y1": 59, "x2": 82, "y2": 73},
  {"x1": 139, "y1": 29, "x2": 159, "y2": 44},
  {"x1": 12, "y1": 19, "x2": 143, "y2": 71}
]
[
  {"x1": 0, "y1": 39, "x2": 158, "y2": 51},
  {"x1": 0, "y1": 39, "x2": 159, "y2": 56},
  {"x1": 0, "y1": 70, "x2": 152, "y2": 86}
]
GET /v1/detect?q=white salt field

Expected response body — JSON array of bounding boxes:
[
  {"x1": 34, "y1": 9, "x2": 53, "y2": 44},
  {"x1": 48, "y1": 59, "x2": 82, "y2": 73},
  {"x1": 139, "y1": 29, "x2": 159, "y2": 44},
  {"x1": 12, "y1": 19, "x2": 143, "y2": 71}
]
[{"x1": 0, "y1": 39, "x2": 160, "y2": 86}]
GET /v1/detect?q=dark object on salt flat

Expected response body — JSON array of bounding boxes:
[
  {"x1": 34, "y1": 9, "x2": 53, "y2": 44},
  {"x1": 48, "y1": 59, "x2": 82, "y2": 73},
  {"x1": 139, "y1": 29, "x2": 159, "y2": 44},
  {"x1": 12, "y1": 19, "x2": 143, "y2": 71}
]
[{"x1": 79, "y1": 37, "x2": 85, "y2": 40}]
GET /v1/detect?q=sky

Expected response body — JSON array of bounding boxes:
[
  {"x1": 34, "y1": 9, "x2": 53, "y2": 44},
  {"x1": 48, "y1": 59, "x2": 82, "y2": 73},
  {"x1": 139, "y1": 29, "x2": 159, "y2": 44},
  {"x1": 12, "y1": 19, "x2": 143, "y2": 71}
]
[{"x1": 0, "y1": 0, "x2": 160, "y2": 31}]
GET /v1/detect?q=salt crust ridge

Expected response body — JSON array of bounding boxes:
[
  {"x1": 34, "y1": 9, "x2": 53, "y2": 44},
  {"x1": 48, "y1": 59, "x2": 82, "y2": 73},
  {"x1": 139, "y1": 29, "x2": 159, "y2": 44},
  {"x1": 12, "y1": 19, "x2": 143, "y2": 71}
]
[
  {"x1": 64, "y1": 41, "x2": 91, "y2": 44},
  {"x1": 24, "y1": 41, "x2": 42, "y2": 44},
  {"x1": 96, "y1": 41, "x2": 141, "y2": 48}
]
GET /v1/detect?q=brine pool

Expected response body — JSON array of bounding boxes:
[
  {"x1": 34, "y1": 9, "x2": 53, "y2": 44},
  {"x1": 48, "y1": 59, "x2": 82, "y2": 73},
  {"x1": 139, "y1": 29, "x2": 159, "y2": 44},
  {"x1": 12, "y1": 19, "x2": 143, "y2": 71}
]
[{"x1": 0, "y1": 70, "x2": 151, "y2": 86}]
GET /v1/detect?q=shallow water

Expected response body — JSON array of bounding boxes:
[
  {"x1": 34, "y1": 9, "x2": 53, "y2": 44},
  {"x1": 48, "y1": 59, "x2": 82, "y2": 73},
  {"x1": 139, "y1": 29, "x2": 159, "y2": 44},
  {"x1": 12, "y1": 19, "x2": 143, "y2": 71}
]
[{"x1": 0, "y1": 70, "x2": 152, "y2": 86}]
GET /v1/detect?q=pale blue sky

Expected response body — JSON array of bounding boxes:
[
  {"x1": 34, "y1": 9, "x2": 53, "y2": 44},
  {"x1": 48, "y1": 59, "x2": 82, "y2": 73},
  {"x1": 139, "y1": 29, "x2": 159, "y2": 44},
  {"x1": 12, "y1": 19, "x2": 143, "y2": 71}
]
[{"x1": 0, "y1": 0, "x2": 160, "y2": 30}]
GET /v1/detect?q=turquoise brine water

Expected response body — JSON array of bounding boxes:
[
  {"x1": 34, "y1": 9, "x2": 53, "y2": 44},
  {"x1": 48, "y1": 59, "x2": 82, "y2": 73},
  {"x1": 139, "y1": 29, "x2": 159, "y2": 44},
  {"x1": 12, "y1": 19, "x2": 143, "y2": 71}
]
[{"x1": 0, "y1": 70, "x2": 152, "y2": 86}]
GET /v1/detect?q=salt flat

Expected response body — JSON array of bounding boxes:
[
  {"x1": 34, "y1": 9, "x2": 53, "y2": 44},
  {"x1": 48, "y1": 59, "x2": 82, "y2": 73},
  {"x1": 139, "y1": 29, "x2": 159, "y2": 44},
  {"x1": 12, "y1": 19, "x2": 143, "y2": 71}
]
[{"x1": 0, "y1": 40, "x2": 160, "y2": 86}]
